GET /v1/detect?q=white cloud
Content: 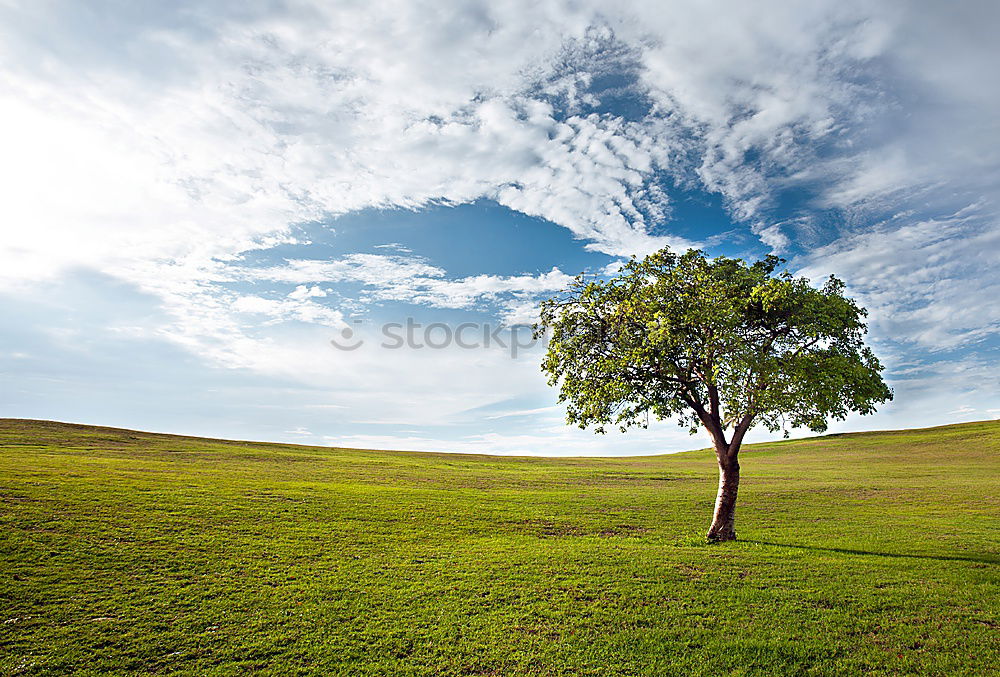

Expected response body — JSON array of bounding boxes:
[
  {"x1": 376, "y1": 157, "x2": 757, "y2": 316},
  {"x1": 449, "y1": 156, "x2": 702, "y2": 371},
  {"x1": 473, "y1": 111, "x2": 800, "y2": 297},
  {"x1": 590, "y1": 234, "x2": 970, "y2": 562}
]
[
  {"x1": 946, "y1": 405, "x2": 976, "y2": 416},
  {"x1": 0, "y1": 0, "x2": 905, "y2": 300},
  {"x1": 797, "y1": 207, "x2": 1000, "y2": 350},
  {"x1": 373, "y1": 243, "x2": 413, "y2": 253},
  {"x1": 485, "y1": 405, "x2": 563, "y2": 420},
  {"x1": 2, "y1": 0, "x2": 999, "y2": 452},
  {"x1": 241, "y1": 255, "x2": 573, "y2": 315},
  {"x1": 243, "y1": 255, "x2": 447, "y2": 287},
  {"x1": 287, "y1": 285, "x2": 327, "y2": 301},
  {"x1": 231, "y1": 294, "x2": 343, "y2": 326}
]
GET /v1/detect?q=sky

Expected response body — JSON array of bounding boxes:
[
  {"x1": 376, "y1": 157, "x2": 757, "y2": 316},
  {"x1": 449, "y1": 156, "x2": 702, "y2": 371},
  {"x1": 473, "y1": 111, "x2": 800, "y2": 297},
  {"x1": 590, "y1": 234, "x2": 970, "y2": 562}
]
[{"x1": 1, "y1": 0, "x2": 999, "y2": 455}]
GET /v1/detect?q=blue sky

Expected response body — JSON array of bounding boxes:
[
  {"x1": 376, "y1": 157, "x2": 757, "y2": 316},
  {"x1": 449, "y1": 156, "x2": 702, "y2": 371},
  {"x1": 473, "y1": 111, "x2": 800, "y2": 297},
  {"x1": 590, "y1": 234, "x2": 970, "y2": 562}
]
[{"x1": 1, "y1": 0, "x2": 998, "y2": 454}]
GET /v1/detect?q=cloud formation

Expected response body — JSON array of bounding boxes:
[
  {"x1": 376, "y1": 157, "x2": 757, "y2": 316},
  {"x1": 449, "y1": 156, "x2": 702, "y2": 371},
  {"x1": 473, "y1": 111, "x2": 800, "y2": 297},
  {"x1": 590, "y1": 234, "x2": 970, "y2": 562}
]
[{"x1": 1, "y1": 0, "x2": 999, "y2": 452}]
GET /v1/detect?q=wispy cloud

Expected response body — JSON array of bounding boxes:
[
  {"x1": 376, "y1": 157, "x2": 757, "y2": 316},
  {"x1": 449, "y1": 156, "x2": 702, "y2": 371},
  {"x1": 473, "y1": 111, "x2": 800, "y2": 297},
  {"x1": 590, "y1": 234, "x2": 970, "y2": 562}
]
[
  {"x1": 238, "y1": 254, "x2": 573, "y2": 317},
  {"x1": 797, "y1": 205, "x2": 1000, "y2": 350}
]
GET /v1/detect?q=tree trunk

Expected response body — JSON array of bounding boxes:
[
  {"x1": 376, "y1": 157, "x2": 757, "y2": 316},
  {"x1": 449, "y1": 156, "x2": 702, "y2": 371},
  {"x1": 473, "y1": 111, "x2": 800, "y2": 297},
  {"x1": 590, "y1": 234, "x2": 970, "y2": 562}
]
[{"x1": 707, "y1": 454, "x2": 739, "y2": 542}]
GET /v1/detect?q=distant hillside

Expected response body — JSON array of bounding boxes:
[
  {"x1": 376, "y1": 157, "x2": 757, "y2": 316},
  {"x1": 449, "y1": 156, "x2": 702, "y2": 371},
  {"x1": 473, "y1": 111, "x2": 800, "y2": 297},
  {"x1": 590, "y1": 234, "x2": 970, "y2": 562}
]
[{"x1": 4, "y1": 416, "x2": 999, "y2": 458}]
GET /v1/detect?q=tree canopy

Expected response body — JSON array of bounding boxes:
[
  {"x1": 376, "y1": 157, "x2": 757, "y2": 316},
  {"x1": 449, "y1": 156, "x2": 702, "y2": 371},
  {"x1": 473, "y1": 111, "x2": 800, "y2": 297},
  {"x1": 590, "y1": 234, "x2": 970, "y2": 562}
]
[{"x1": 537, "y1": 248, "x2": 893, "y2": 456}]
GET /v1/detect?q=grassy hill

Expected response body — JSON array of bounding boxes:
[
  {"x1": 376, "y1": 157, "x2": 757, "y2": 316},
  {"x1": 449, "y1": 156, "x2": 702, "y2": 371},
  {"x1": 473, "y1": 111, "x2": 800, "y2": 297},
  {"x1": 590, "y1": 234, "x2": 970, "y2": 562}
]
[{"x1": 1, "y1": 418, "x2": 998, "y2": 676}]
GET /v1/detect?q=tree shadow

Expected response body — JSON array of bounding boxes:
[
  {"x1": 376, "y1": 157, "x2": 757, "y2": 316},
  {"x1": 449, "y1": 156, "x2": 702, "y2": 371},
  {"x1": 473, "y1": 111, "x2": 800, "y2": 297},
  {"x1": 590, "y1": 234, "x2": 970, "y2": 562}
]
[{"x1": 743, "y1": 540, "x2": 999, "y2": 565}]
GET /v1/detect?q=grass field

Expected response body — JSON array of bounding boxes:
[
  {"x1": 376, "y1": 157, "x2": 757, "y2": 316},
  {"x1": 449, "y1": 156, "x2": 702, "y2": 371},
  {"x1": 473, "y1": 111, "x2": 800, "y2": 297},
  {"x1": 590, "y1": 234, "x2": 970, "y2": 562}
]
[{"x1": 1, "y1": 418, "x2": 998, "y2": 675}]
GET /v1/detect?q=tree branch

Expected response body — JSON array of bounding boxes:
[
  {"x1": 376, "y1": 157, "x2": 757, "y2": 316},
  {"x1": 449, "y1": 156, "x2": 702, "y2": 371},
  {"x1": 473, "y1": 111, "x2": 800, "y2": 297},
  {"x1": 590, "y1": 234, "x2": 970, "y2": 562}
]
[{"x1": 728, "y1": 414, "x2": 754, "y2": 458}]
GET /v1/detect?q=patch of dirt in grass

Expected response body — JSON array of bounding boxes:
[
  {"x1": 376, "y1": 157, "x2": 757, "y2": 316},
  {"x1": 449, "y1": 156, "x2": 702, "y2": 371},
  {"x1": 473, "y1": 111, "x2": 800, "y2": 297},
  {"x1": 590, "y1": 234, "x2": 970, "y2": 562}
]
[
  {"x1": 506, "y1": 519, "x2": 650, "y2": 538},
  {"x1": 576, "y1": 472, "x2": 700, "y2": 486},
  {"x1": 513, "y1": 519, "x2": 587, "y2": 538},
  {"x1": 0, "y1": 492, "x2": 42, "y2": 503},
  {"x1": 677, "y1": 563, "x2": 706, "y2": 580},
  {"x1": 597, "y1": 524, "x2": 651, "y2": 538},
  {"x1": 242, "y1": 490, "x2": 305, "y2": 503}
]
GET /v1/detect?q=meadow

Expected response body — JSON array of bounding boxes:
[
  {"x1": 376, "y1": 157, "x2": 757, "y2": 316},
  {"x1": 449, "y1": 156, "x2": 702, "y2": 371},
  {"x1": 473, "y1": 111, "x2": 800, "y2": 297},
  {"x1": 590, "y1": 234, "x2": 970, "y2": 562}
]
[{"x1": 1, "y1": 418, "x2": 998, "y2": 675}]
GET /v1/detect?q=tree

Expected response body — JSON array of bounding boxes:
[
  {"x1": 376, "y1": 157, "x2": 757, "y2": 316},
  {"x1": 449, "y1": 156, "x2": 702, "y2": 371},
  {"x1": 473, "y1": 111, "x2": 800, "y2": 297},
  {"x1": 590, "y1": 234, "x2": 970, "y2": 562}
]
[{"x1": 536, "y1": 248, "x2": 892, "y2": 541}]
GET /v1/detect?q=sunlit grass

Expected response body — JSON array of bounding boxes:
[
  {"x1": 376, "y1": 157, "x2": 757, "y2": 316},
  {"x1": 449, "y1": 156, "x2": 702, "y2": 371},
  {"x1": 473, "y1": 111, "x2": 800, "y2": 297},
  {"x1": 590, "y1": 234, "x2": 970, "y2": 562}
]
[{"x1": 2, "y1": 418, "x2": 998, "y2": 675}]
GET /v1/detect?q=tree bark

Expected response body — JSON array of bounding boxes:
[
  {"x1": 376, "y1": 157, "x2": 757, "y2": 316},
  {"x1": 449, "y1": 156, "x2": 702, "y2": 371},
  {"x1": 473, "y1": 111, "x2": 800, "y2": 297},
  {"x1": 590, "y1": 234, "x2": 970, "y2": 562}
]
[{"x1": 707, "y1": 453, "x2": 739, "y2": 542}]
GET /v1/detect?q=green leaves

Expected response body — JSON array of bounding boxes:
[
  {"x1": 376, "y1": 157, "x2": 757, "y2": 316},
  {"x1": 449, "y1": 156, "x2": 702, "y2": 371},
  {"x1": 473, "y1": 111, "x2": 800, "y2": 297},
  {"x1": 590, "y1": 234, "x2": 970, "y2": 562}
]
[{"x1": 537, "y1": 247, "x2": 893, "y2": 448}]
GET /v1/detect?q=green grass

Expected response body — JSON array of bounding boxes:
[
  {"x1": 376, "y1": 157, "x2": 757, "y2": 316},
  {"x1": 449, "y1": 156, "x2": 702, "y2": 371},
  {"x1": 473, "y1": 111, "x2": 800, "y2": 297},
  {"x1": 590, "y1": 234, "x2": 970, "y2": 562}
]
[{"x1": 1, "y1": 418, "x2": 998, "y2": 676}]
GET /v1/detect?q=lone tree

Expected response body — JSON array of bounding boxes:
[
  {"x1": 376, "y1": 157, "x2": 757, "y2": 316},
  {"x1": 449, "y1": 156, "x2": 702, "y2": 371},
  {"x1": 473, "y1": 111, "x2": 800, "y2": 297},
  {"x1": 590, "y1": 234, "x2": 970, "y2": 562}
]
[{"x1": 537, "y1": 248, "x2": 892, "y2": 541}]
